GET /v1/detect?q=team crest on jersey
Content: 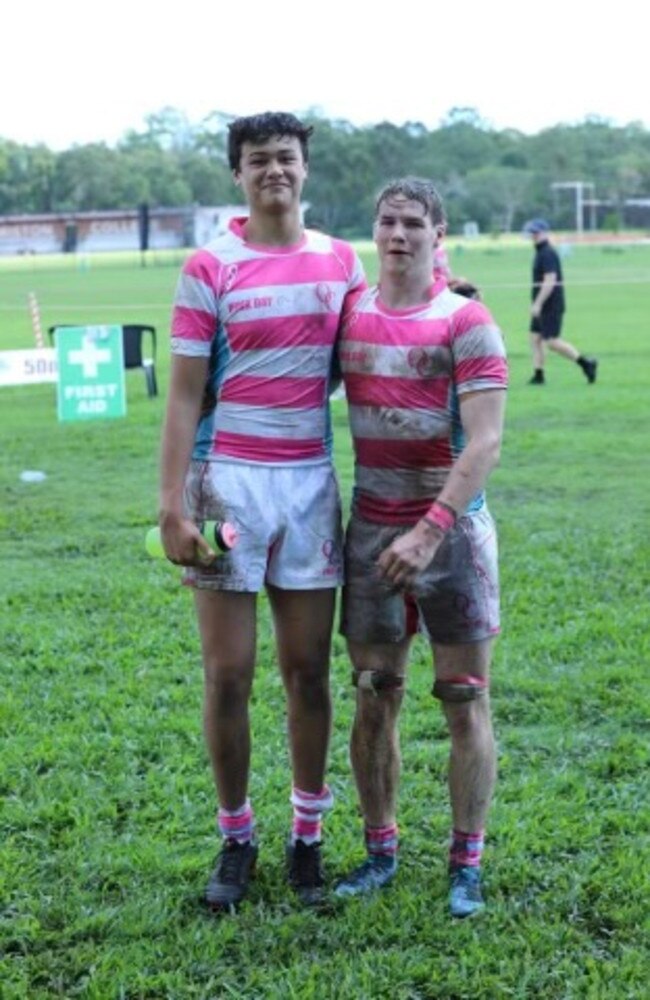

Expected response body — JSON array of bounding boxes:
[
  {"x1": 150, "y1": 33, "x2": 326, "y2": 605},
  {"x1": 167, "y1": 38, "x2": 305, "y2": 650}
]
[
  {"x1": 315, "y1": 283, "x2": 336, "y2": 312},
  {"x1": 407, "y1": 347, "x2": 439, "y2": 377},
  {"x1": 223, "y1": 264, "x2": 239, "y2": 292}
]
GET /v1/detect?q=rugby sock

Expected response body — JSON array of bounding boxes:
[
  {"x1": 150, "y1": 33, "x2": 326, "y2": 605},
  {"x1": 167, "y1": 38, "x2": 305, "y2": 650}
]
[
  {"x1": 217, "y1": 800, "x2": 255, "y2": 845},
  {"x1": 365, "y1": 822, "x2": 399, "y2": 858},
  {"x1": 290, "y1": 785, "x2": 334, "y2": 845},
  {"x1": 449, "y1": 828, "x2": 484, "y2": 869}
]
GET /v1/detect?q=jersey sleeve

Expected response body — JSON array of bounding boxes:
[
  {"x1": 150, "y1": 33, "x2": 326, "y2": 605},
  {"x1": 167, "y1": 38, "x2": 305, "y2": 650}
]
[
  {"x1": 329, "y1": 238, "x2": 367, "y2": 297},
  {"x1": 450, "y1": 299, "x2": 508, "y2": 394},
  {"x1": 171, "y1": 249, "x2": 221, "y2": 357},
  {"x1": 333, "y1": 242, "x2": 368, "y2": 347}
]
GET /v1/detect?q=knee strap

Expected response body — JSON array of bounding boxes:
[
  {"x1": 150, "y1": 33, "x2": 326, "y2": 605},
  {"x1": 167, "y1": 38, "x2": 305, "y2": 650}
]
[
  {"x1": 433, "y1": 675, "x2": 487, "y2": 703},
  {"x1": 352, "y1": 670, "x2": 405, "y2": 694}
]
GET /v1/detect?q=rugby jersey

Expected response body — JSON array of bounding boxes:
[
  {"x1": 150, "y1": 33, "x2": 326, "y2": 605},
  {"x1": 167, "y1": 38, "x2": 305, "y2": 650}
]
[
  {"x1": 171, "y1": 218, "x2": 365, "y2": 464},
  {"x1": 340, "y1": 280, "x2": 508, "y2": 524}
]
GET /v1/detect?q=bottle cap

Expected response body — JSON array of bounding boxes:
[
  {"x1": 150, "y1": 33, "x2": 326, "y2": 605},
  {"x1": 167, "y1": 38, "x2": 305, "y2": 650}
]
[
  {"x1": 145, "y1": 521, "x2": 239, "y2": 559},
  {"x1": 218, "y1": 521, "x2": 239, "y2": 550}
]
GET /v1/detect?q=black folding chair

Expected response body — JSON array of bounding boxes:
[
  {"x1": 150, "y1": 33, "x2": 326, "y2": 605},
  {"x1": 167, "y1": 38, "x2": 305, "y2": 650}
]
[
  {"x1": 121, "y1": 325, "x2": 158, "y2": 397},
  {"x1": 48, "y1": 324, "x2": 158, "y2": 398}
]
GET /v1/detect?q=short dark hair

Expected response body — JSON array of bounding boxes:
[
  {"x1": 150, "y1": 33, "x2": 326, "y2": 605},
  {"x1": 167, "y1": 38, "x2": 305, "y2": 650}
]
[
  {"x1": 227, "y1": 112, "x2": 314, "y2": 170},
  {"x1": 375, "y1": 177, "x2": 446, "y2": 227}
]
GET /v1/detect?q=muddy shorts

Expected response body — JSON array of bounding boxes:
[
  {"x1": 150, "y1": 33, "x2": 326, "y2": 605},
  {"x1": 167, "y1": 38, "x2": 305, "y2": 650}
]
[
  {"x1": 341, "y1": 508, "x2": 500, "y2": 645},
  {"x1": 182, "y1": 459, "x2": 343, "y2": 592}
]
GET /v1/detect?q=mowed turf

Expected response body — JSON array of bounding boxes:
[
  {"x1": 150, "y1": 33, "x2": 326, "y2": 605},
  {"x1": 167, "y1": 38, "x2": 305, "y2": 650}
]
[{"x1": 1, "y1": 241, "x2": 649, "y2": 998}]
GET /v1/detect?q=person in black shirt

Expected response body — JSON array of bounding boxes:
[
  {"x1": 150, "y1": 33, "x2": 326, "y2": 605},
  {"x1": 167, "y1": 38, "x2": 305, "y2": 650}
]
[{"x1": 524, "y1": 219, "x2": 597, "y2": 385}]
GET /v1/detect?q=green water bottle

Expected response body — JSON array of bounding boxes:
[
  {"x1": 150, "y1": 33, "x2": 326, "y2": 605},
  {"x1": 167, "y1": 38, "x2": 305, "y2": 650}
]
[{"x1": 145, "y1": 520, "x2": 238, "y2": 559}]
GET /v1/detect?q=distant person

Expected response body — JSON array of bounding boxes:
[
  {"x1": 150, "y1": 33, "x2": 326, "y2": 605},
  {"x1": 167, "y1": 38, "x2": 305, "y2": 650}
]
[
  {"x1": 157, "y1": 111, "x2": 366, "y2": 912},
  {"x1": 433, "y1": 225, "x2": 453, "y2": 282},
  {"x1": 434, "y1": 225, "x2": 483, "y2": 301},
  {"x1": 524, "y1": 219, "x2": 597, "y2": 385},
  {"x1": 336, "y1": 177, "x2": 508, "y2": 918}
]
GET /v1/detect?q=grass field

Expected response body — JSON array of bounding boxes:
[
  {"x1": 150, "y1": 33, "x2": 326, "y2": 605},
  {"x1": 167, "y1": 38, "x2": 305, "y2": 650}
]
[{"x1": 1, "y1": 242, "x2": 649, "y2": 999}]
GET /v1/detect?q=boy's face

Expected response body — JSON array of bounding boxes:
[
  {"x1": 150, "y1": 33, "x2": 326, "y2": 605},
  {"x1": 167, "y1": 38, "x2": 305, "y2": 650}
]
[
  {"x1": 233, "y1": 135, "x2": 307, "y2": 215},
  {"x1": 374, "y1": 195, "x2": 438, "y2": 276}
]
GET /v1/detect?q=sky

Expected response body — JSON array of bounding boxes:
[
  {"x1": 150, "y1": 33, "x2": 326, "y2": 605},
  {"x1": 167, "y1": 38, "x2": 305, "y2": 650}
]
[{"x1": 3, "y1": 0, "x2": 647, "y2": 150}]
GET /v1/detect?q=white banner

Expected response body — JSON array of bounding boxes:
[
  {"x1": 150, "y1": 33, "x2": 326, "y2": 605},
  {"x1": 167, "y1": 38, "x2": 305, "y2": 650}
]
[{"x1": 0, "y1": 348, "x2": 58, "y2": 386}]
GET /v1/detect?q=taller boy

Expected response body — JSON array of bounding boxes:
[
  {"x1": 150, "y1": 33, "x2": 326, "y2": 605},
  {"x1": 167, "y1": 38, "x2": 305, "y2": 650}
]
[{"x1": 158, "y1": 113, "x2": 365, "y2": 910}]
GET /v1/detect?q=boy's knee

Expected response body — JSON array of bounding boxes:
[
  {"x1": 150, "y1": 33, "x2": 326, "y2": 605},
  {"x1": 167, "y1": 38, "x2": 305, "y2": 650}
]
[
  {"x1": 353, "y1": 669, "x2": 405, "y2": 695},
  {"x1": 433, "y1": 675, "x2": 487, "y2": 703}
]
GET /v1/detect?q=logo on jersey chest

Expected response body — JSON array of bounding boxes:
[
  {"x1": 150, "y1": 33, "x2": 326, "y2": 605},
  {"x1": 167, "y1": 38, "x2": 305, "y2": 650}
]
[
  {"x1": 315, "y1": 282, "x2": 336, "y2": 312},
  {"x1": 227, "y1": 295, "x2": 274, "y2": 318},
  {"x1": 407, "y1": 346, "x2": 450, "y2": 377}
]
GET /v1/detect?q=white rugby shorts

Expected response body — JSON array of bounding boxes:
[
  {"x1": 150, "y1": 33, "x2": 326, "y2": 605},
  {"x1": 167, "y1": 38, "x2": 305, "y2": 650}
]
[{"x1": 182, "y1": 459, "x2": 343, "y2": 592}]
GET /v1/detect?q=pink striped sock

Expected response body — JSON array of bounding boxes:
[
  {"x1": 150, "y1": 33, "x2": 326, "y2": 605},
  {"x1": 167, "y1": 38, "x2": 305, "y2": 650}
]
[
  {"x1": 290, "y1": 785, "x2": 334, "y2": 845},
  {"x1": 217, "y1": 800, "x2": 255, "y2": 845},
  {"x1": 449, "y1": 828, "x2": 484, "y2": 869},
  {"x1": 365, "y1": 823, "x2": 399, "y2": 857}
]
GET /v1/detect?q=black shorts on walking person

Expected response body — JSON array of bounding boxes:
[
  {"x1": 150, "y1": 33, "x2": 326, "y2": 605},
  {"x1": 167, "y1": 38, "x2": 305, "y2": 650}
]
[{"x1": 530, "y1": 308, "x2": 563, "y2": 339}]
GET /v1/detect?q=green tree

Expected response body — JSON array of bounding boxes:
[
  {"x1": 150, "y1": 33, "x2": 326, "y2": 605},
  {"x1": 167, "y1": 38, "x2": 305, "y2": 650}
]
[
  {"x1": 0, "y1": 141, "x2": 56, "y2": 214},
  {"x1": 307, "y1": 117, "x2": 375, "y2": 235},
  {"x1": 178, "y1": 152, "x2": 239, "y2": 206},
  {"x1": 464, "y1": 165, "x2": 533, "y2": 233},
  {"x1": 4, "y1": 110, "x2": 650, "y2": 238}
]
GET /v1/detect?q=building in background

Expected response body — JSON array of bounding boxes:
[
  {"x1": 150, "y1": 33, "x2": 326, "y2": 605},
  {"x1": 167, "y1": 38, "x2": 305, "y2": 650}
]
[{"x1": 0, "y1": 204, "x2": 311, "y2": 256}]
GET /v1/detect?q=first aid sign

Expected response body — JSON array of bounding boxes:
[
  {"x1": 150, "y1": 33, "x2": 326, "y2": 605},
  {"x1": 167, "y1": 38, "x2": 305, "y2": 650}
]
[{"x1": 54, "y1": 325, "x2": 126, "y2": 422}]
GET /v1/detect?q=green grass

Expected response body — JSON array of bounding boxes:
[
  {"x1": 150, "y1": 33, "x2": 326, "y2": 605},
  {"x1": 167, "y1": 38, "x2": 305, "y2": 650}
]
[{"x1": 1, "y1": 244, "x2": 650, "y2": 998}]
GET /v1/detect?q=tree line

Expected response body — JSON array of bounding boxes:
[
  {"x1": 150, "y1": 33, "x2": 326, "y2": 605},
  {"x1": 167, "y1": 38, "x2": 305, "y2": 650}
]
[{"x1": 2, "y1": 107, "x2": 650, "y2": 238}]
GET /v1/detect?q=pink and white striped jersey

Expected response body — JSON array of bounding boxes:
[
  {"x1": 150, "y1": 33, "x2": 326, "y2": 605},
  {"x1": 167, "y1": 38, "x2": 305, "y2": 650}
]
[
  {"x1": 172, "y1": 218, "x2": 366, "y2": 464},
  {"x1": 340, "y1": 280, "x2": 508, "y2": 525}
]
